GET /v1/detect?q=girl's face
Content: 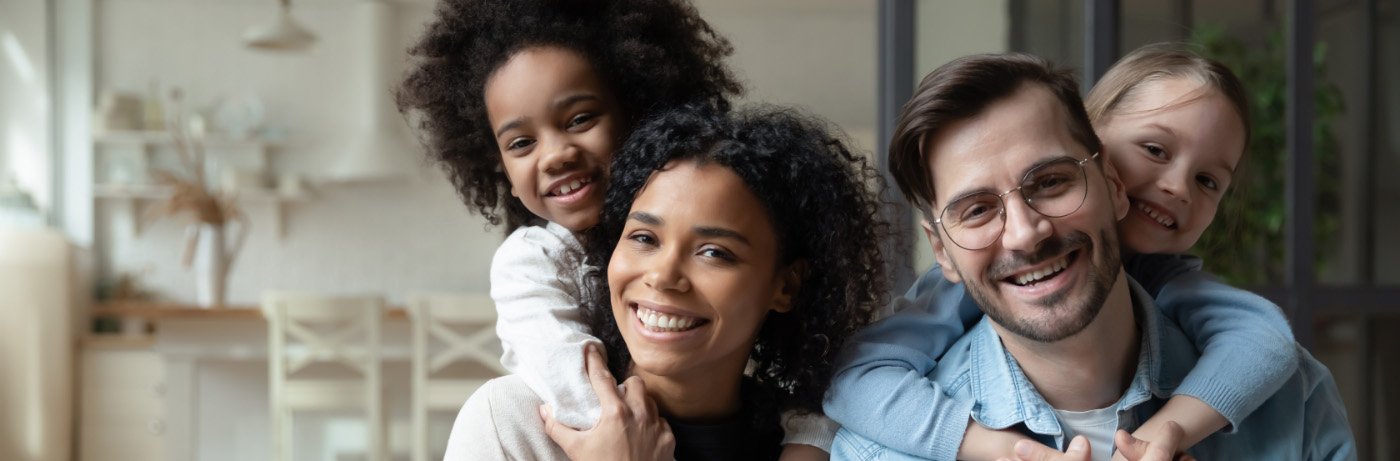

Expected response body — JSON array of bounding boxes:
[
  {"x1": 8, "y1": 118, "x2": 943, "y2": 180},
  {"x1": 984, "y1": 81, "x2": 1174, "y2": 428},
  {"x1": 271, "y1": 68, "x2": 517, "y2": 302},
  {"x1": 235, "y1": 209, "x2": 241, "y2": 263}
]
[
  {"x1": 1096, "y1": 77, "x2": 1246, "y2": 254},
  {"x1": 608, "y1": 160, "x2": 795, "y2": 383},
  {"x1": 485, "y1": 46, "x2": 623, "y2": 231}
]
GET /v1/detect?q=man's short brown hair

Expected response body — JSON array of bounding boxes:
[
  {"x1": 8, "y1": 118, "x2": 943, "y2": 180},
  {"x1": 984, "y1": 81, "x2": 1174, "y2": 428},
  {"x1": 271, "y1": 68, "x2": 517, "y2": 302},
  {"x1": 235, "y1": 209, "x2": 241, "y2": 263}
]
[{"x1": 889, "y1": 53, "x2": 1102, "y2": 217}]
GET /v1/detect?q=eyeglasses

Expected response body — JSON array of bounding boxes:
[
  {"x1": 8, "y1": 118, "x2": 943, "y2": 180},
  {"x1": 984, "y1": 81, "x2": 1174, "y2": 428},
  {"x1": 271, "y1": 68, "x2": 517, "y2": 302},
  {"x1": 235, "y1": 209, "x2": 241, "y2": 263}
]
[{"x1": 933, "y1": 152, "x2": 1099, "y2": 250}]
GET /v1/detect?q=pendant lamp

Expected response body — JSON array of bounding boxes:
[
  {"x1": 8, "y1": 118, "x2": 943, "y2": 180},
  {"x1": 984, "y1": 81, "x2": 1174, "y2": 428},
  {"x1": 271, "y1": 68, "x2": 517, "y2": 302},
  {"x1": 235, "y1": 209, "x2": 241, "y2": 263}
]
[{"x1": 243, "y1": 0, "x2": 317, "y2": 52}]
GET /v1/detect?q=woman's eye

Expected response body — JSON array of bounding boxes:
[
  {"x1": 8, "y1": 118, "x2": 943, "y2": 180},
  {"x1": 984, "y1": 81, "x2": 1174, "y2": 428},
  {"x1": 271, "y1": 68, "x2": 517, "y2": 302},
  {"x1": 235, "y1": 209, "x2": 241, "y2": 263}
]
[
  {"x1": 1141, "y1": 144, "x2": 1167, "y2": 159},
  {"x1": 627, "y1": 232, "x2": 657, "y2": 246},
  {"x1": 1197, "y1": 174, "x2": 1220, "y2": 191},
  {"x1": 698, "y1": 247, "x2": 735, "y2": 262}
]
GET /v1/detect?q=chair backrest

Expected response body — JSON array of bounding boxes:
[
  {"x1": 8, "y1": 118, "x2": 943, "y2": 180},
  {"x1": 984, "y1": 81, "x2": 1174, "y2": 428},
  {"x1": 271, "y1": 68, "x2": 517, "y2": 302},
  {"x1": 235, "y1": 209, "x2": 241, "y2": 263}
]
[
  {"x1": 263, "y1": 292, "x2": 385, "y2": 377},
  {"x1": 407, "y1": 292, "x2": 503, "y2": 461},
  {"x1": 407, "y1": 292, "x2": 504, "y2": 377}
]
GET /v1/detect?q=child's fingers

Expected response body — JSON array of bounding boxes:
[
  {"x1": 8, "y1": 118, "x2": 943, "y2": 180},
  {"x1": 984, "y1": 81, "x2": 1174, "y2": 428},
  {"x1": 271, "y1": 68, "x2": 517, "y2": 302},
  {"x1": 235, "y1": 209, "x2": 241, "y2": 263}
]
[
  {"x1": 583, "y1": 343, "x2": 623, "y2": 408},
  {"x1": 1014, "y1": 436, "x2": 1089, "y2": 461},
  {"x1": 1114, "y1": 422, "x2": 1183, "y2": 461}
]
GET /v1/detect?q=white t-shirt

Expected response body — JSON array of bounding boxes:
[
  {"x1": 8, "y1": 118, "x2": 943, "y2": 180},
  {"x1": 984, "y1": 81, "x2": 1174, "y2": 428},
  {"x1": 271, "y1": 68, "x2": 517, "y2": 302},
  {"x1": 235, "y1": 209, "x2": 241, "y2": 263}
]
[{"x1": 1054, "y1": 405, "x2": 1120, "y2": 461}]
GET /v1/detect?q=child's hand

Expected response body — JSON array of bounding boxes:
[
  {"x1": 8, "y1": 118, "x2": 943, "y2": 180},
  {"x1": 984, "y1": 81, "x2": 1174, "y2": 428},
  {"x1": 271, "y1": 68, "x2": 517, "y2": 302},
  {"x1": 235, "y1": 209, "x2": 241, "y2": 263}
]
[
  {"x1": 541, "y1": 345, "x2": 675, "y2": 461},
  {"x1": 1111, "y1": 421, "x2": 1196, "y2": 461},
  {"x1": 778, "y1": 443, "x2": 828, "y2": 461},
  {"x1": 1000, "y1": 435, "x2": 1091, "y2": 461},
  {"x1": 960, "y1": 419, "x2": 1036, "y2": 461}
]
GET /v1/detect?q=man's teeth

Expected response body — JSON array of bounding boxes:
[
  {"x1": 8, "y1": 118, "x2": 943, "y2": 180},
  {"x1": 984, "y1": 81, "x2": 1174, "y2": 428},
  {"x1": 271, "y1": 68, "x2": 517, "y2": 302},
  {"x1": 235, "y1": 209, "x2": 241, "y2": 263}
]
[
  {"x1": 1135, "y1": 201, "x2": 1176, "y2": 228},
  {"x1": 638, "y1": 306, "x2": 700, "y2": 332},
  {"x1": 553, "y1": 177, "x2": 591, "y2": 196},
  {"x1": 1013, "y1": 256, "x2": 1070, "y2": 286}
]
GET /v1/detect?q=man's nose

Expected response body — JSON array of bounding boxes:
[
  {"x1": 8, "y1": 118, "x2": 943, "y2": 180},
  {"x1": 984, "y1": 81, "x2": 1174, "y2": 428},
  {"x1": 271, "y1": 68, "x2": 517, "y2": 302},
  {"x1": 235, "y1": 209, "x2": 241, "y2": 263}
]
[{"x1": 1000, "y1": 198, "x2": 1054, "y2": 254}]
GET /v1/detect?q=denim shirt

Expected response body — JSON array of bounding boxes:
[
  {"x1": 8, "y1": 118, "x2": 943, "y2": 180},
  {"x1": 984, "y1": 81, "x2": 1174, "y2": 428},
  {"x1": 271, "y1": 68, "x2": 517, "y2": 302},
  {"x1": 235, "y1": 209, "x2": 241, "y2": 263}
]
[
  {"x1": 830, "y1": 278, "x2": 1356, "y2": 461},
  {"x1": 825, "y1": 255, "x2": 1302, "y2": 460}
]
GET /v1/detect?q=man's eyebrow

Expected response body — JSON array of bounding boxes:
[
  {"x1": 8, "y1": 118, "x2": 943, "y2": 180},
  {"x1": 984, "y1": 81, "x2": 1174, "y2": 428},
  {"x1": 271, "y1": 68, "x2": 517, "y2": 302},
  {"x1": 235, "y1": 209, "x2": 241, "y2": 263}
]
[{"x1": 695, "y1": 226, "x2": 751, "y2": 247}]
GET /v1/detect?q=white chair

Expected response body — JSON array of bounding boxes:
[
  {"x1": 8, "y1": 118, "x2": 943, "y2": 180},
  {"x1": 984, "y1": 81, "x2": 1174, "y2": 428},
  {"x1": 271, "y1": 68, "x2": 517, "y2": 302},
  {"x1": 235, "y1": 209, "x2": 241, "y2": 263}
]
[
  {"x1": 263, "y1": 292, "x2": 385, "y2": 461},
  {"x1": 408, "y1": 293, "x2": 507, "y2": 461}
]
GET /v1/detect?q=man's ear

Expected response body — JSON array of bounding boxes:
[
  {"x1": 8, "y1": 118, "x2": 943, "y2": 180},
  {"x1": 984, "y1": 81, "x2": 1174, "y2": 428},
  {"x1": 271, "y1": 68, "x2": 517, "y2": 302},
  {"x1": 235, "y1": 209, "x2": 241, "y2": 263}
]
[
  {"x1": 922, "y1": 218, "x2": 962, "y2": 284},
  {"x1": 771, "y1": 260, "x2": 805, "y2": 313},
  {"x1": 1100, "y1": 155, "x2": 1130, "y2": 221}
]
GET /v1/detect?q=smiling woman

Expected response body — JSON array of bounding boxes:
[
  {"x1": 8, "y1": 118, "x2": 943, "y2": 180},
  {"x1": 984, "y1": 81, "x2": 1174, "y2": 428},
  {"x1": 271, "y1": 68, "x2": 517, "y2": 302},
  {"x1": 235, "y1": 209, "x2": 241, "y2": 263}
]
[{"x1": 443, "y1": 105, "x2": 889, "y2": 460}]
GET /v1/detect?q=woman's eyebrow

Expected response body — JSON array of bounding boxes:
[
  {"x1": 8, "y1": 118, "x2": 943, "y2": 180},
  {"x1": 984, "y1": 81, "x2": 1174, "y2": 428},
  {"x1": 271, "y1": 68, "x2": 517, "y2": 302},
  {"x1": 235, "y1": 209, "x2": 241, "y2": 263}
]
[
  {"x1": 695, "y1": 226, "x2": 750, "y2": 247},
  {"x1": 628, "y1": 211, "x2": 662, "y2": 225}
]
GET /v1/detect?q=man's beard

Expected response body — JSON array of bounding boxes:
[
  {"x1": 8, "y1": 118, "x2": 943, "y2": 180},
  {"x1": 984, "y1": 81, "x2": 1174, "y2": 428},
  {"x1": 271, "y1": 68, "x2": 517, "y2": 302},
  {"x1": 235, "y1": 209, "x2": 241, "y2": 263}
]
[{"x1": 961, "y1": 227, "x2": 1121, "y2": 343}]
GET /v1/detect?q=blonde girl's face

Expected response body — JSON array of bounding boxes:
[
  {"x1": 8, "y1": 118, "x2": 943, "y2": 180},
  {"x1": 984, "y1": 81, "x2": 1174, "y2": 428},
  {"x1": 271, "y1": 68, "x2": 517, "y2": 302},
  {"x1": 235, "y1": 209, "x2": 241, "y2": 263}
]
[{"x1": 1096, "y1": 77, "x2": 1246, "y2": 254}]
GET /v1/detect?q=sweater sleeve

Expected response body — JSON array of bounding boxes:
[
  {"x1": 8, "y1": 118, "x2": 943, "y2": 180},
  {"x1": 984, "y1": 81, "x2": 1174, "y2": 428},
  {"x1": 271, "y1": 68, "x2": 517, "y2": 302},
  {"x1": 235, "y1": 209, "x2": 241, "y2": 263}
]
[
  {"x1": 1138, "y1": 258, "x2": 1299, "y2": 432},
  {"x1": 823, "y1": 265, "x2": 985, "y2": 460},
  {"x1": 491, "y1": 225, "x2": 602, "y2": 430},
  {"x1": 780, "y1": 411, "x2": 840, "y2": 452}
]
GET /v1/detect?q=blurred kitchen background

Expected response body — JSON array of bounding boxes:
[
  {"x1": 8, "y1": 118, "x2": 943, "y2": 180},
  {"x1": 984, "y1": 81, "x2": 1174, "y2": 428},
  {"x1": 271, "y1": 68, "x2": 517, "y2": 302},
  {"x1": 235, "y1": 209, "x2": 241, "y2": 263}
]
[{"x1": 0, "y1": 0, "x2": 1394, "y2": 460}]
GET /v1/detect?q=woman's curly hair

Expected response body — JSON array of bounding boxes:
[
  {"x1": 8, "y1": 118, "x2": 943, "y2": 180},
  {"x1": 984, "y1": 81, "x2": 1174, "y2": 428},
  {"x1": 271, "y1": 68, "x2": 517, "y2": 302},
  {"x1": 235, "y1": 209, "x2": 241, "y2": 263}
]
[
  {"x1": 396, "y1": 0, "x2": 742, "y2": 231},
  {"x1": 581, "y1": 104, "x2": 890, "y2": 423}
]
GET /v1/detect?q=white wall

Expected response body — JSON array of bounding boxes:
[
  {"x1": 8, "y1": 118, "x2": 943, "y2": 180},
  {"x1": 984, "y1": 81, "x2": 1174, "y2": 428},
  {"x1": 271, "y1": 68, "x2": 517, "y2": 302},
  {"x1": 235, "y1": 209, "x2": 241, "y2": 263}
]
[
  {"x1": 910, "y1": 0, "x2": 1009, "y2": 274},
  {"x1": 94, "y1": 0, "x2": 499, "y2": 305},
  {"x1": 0, "y1": 0, "x2": 52, "y2": 212}
]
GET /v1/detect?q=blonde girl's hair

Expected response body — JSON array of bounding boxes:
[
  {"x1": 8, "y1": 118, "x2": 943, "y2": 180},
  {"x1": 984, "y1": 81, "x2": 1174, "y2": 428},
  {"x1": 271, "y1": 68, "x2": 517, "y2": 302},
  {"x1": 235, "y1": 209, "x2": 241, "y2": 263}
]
[{"x1": 1085, "y1": 42, "x2": 1252, "y2": 165}]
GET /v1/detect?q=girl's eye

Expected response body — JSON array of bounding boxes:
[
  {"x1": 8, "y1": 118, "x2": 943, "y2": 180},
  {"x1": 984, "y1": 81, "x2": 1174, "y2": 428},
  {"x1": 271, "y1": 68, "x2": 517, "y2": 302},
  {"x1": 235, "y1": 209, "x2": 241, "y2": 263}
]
[
  {"x1": 1142, "y1": 144, "x2": 1167, "y2": 159},
  {"x1": 1197, "y1": 174, "x2": 1220, "y2": 191},
  {"x1": 506, "y1": 137, "x2": 535, "y2": 151},
  {"x1": 567, "y1": 113, "x2": 598, "y2": 129}
]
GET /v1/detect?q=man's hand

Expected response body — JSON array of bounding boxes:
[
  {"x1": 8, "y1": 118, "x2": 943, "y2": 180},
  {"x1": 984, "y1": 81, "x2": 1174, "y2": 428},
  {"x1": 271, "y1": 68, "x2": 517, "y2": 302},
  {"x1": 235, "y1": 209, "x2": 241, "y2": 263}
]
[
  {"x1": 1112, "y1": 421, "x2": 1196, "y2": 461},
  {"x1": 541, "y1": 344, "x2": 675, "y2": 461},
  {"x1": 1000, "y1": 435, "x2": 1091, "y2": 461}
]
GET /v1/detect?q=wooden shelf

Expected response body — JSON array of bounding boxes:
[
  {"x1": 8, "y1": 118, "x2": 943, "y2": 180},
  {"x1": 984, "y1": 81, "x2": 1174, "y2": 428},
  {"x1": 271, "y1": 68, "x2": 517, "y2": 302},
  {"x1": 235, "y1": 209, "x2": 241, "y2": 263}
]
[
  {"x1": 94, "y1": 130, "x2": 276, "y2": 150},
  {"x1": 91, "y1": 301, "x2": 407, "y2": 320},
  {"x1": 78, "y1": 335, "x2": 157, "y2": 350}
]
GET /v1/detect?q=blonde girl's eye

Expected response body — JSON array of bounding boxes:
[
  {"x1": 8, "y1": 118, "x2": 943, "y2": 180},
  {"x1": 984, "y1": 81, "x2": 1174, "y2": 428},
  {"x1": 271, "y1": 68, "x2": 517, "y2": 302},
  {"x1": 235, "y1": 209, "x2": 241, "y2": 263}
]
[
  {"x1": 1142, "y1": 143, "x2": 1167, "y2": 159},
  {"x1": 1197, "y1": 174, "x2": 1220, "y2": 191}
]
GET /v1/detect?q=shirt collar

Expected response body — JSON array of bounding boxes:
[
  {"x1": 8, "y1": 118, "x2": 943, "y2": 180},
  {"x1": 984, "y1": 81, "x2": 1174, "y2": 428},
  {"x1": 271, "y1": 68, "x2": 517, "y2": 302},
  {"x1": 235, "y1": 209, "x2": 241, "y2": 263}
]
[{"x1": 966, "y1": 277, "x2": 1200, "y2": 437}]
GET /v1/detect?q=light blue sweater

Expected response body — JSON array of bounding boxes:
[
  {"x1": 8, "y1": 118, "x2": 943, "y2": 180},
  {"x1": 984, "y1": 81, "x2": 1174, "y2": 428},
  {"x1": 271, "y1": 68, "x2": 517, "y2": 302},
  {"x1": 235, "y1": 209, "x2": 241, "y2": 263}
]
[{"x1": 823, "y1": 254, "x2": 1300, "y2": 460}]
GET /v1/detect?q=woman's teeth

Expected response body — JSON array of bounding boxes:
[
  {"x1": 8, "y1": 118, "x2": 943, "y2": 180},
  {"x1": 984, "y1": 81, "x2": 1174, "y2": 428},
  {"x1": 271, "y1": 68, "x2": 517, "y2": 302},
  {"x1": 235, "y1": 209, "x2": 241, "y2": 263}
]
[
  {"x1": 552, "y1": 177, "x2": 591, "y2": 196},
  {"x1": 1135, "y1": 201, "x2": 1176, "y2": 228},
  {"x1": 637, "y1": 306, "x2": 700, "y2": 332},
  {"x1": 1012, "y1": 255, "x2": 1070, "y2": 286}
]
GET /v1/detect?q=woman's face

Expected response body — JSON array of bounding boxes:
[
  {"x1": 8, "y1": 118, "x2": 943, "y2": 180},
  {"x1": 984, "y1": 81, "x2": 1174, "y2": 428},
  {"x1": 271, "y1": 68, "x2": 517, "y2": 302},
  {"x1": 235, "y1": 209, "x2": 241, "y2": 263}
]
[
  {"x1": 484, "y1": 46, "x2": 623, "y2": 232},
  {"x1": 1097, "y1": 77, "x2": 1246, "y2": 254},
  {"x1": 608, "y1": 160, "x2": 794, "y2": 381}
]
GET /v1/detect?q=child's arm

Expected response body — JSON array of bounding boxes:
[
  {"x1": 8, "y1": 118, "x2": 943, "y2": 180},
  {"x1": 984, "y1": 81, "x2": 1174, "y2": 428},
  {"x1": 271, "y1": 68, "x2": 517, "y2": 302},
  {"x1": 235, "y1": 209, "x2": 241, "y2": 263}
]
[
  {"x1": 824, "y1": 265, "x2": 1016, "y2": 461},
  {"x1": 491, "y1": 226, "x2": 602, "y2": 430},
  {"x1": 1124, "y1": 254, "x2": 1300, "y2": 449},
  {"x1": 779, "y1": 412, "x2": 837, "y2": 460}
]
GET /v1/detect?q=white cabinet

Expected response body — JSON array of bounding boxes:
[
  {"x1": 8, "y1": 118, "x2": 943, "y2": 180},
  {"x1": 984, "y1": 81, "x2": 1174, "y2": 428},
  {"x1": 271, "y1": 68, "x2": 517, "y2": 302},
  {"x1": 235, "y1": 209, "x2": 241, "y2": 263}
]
[{"x1": 78, "y1": 343, "x2": 166, "y2": 461}]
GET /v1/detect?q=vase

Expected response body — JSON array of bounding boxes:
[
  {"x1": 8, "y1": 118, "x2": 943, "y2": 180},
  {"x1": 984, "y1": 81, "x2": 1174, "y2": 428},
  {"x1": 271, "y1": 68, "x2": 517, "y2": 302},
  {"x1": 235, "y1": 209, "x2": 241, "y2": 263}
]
[
  {"x1": 193, "y1": 224, "x2": 227, "y2": 307},
  {"x1": 192, "y1": 221, "x2": 247, "y2": 308}
]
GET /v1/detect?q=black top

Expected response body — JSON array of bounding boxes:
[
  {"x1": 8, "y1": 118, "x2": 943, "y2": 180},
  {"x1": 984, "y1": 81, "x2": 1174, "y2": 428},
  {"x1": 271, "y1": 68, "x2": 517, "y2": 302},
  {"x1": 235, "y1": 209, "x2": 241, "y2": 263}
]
[{"x1": 666, "y1": 383, "x2": 785, "y2": 461}]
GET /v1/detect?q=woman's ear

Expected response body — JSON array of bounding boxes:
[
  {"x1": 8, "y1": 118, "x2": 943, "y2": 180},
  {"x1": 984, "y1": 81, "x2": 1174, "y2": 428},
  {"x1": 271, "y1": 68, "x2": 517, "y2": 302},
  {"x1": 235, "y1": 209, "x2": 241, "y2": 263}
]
[{"x1": 771, "y1": 260, "x2": 806, "y2": 313}]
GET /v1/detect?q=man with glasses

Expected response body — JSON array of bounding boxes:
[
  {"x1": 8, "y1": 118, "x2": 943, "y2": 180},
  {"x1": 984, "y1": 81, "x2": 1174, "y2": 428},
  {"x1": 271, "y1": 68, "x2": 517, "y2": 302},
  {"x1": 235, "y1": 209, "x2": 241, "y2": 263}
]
[{"x1": 826, "y1": 53, "x2": 1354, "y2": 460}]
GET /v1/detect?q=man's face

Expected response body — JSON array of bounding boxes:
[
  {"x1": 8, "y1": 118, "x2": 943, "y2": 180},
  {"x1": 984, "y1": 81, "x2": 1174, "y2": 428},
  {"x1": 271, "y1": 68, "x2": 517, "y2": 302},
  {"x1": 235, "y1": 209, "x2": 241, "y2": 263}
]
[{"x1": 923, "y1": 84, "x2": 1130, "y2": 343}]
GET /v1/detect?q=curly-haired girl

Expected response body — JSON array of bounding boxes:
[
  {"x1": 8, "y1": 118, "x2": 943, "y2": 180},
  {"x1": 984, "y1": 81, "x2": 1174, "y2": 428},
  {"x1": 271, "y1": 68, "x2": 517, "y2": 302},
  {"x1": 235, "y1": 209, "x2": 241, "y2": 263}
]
[
  {"x1": 398, "y1": 0, "x2": 843, "y2": 458},
  {"x1": 447, "y1": 104, "x2": 888, "y2": 460}
]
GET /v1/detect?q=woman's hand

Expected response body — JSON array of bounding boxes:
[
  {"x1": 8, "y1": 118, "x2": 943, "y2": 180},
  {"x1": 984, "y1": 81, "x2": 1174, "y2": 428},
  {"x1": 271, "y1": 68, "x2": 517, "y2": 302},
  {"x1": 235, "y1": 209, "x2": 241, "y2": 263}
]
[{"x1": 541, "y1": 344, "x2": 675, "y2": 461}]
